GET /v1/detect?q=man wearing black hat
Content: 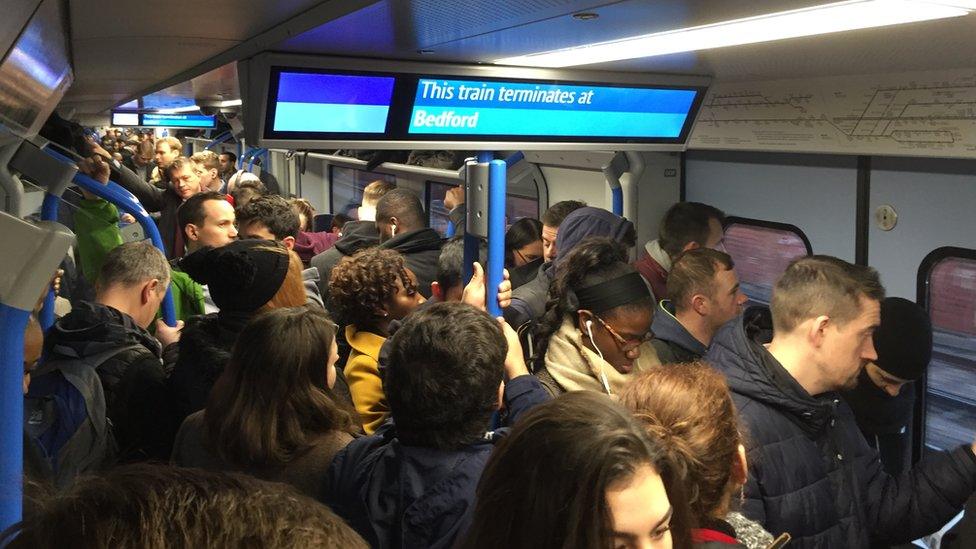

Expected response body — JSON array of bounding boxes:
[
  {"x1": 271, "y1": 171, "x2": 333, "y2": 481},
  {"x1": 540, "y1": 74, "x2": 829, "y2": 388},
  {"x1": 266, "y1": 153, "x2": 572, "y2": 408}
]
[{"x1": 842, "y1": 297, "x2": 933, "y2": 476}]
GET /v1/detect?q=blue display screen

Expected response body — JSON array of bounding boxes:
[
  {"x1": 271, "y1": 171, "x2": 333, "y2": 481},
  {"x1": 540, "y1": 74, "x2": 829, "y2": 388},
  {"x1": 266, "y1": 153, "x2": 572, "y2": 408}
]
[
  {"x1": 142, "y1": 113, "x2": 216, "y2": 128},
  {"x1": 408, "y1": 78, "x2": 697, "y2": 138},
  {"x1": 271, "y1": 72, "x2": 395, "y2": 133}
]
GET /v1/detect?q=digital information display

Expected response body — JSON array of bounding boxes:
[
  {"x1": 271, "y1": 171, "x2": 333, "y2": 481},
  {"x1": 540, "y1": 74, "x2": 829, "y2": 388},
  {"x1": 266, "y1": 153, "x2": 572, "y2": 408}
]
[
  {"x1": 141, "y1": 113, "x2": 216, "y2": 128},
  {"x1": 408, "y1": 79, "x2": 697, "y2": 138},
  {"x1": 270, "y1": 72, "x2": 395, "y2": 133},
  {"x1": 111, "y1": 112, "x2": 139, "y2": 126}
]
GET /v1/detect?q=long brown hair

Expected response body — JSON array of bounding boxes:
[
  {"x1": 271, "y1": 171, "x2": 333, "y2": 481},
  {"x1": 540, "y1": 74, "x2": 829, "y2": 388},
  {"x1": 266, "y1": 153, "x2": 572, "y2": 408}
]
[
  {"x1": 620, "y1": 362, "x2": 743, "y2": 522},
  {"x1": 460, "y1": 392, "x2": 693, "y2": 549},
  {"x1": 258, "y1": 249, "x2": 307, "y2": 312},
  {"x1": 204, "y1": 306, "x2": 355, "y2": 470}
]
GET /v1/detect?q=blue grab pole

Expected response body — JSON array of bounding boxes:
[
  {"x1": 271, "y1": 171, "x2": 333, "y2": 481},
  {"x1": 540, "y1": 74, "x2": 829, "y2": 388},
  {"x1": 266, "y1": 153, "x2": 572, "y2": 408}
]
[
  {"x1": 0, "y1": 304, "x2": 30, "y2": 531},
  {"x1": 487, "y1": 159, "x2": 507, "y2": 318},
  {"x1": 247, "y1": 148, "x2": 267, "y2": 172},
  {"x1": 43, "y1": 149, "x2": 177, "y2": 326},
  {"x1": 204, "y1": 131, "x2": 232, "y2": 151},
  {"x1": 504, "y1": 151, "x2": 524, "y2": 167},
  {"x1": 38, "y1": 193, "x2": 61, "y2": 330},
  {"x1": 610, "y1": 186, "x2": 623, "y2": 216}
]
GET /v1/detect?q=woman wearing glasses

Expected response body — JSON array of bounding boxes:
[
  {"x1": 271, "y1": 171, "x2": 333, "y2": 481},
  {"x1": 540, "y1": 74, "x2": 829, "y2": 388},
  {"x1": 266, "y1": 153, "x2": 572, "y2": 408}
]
[{"x1": 533, "y1": 237, "x2": 658, "y2": 397}]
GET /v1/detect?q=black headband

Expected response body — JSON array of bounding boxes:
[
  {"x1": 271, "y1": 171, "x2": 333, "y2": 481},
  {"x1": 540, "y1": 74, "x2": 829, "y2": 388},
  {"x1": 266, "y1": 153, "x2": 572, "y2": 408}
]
[{"x1": 575, "y1": 272, "x2": 651, "y2": 313}]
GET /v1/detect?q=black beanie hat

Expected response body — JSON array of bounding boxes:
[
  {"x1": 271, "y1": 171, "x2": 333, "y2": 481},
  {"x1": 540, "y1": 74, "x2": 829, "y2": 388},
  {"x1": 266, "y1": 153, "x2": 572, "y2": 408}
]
[
  {"x1": 180, "y1": 239, "x2": 291, "y2": 313},
  {"x1": 874, "y1": 297, "x2": 933, "y2": 381}
]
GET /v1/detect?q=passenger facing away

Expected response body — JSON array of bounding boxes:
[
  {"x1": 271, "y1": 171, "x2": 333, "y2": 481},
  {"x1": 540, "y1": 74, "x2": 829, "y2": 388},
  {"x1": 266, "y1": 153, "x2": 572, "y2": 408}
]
[
  {"x1": 311, "y1": 179, "x2": 396, "y2": 304},
  {"x1": 236, "y1": 194, "x2": 325, "y2": 308},
  {"x1": 172, "y1": 307, "x2": 357, "y2": 498},
  {"x1": 842, "y1": 297, "x2": 933, "y2": 476},
  {"x1": 507, "y1": 205, "x2": 634, "y2": 328},
  {"x1": 431, "y1": 236, "x2": 471, "y2": 302},
  {"x1": 621, "y1": 363, "x2": 776, "y2": 549},
  {"x1": 460, "y1": 391, "x2": 692, "y2": 549},
  {"x1": 9, "y1": 464, "x2": 368, "y2": 548},
  {"x1": 705, "y1": 255, "x2": 976, "y2": 547},
  {"x1": 504, "y1": 217, "x2": 544, "y2": 290},
  {"x1": 375, "y1": 188, "x2": 445, "y2": 299},
  {"x1": 328, "y1": 248, "x2": 426, "y2": 433},
  {"x1": 651, "y1": 248, "x2": 747, "y2": 364},
  {"x1": 324, "y1": 303, "x2": 548, "y2": 549},
  {"x1": 27, "y1": 243, "x2": 182, "y2": 484},
  {"x1": 533, "y1": 238, "x2": 659, "y2": 397},
  {"x1": 289, "y1": 197, "x2": 339, "y2": 266},
  {"x1": 170, "y1": 240, "x2": 306, "y2": 423},
  {"x1": 635, "y1": 202, "x2": 726, "y2": 302}
]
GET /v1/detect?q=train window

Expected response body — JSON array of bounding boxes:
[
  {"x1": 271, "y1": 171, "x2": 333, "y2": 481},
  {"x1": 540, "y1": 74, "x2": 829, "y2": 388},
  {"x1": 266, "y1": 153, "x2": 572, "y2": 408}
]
[
  {"x1": 918, "y1": 248, "x2": 976, "y2": 452},
  {"x1": 426, "y1": 181, "x2": 540, "y2": 236},
  {"x1": 329, "y1": 166, "x2": 396, "y2": 218},
  {"x1": 722, "y1": 217, "x2": 812, "y2": 305}
]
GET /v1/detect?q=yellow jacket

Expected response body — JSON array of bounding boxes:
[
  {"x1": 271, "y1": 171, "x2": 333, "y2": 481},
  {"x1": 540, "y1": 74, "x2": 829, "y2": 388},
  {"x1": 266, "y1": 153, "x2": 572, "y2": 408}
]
[{"x1": 344, "y1": 325, "x2": 389, "y2": 434}]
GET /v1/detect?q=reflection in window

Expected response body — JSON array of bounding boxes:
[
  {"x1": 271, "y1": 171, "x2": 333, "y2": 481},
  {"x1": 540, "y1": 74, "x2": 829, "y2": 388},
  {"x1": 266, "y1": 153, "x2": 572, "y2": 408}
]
[
  {"x1": 923, "y1": 254, "x2": 976, "y2": 452},
  {"x1": 427, "y1": 182, "x2": 540, "y2": 237},
  {"x1": 723, "y1": 220, "x2": 810, "y2": 305},
  {"x1": 330, "y1": 167, "x2": 395, "y2": 219}
]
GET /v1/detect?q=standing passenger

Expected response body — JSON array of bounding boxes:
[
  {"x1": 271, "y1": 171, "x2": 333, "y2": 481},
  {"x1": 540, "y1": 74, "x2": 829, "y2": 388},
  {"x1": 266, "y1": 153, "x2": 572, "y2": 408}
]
[
  {"x1": 374, "y1": 189, "x2": 445, "y2": 299},
  {"x1": 705, "y1": 255, "x2": 976, "y2": 547},
  {"x1": 504, "y1": 217, "x2": 544, "y2": 290},
  {"x1": 635, "y1": 202, "x2": 726, "y2": 301}
]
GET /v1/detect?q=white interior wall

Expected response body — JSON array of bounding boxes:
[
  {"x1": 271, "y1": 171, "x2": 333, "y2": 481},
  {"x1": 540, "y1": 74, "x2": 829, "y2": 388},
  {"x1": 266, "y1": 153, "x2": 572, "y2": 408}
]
[
  {"x1": 634, "y1": 152, "x2": 681, "y2": 249},
  {"x1": 539, "y1": 166, "x2": 610, "y2": 211}
]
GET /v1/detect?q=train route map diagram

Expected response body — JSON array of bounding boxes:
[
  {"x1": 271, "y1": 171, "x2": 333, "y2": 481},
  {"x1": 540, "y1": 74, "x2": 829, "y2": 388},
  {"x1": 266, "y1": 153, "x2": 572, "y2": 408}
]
[{"x1": 689, "y1": 69, "x2": 976, "y2": 158}]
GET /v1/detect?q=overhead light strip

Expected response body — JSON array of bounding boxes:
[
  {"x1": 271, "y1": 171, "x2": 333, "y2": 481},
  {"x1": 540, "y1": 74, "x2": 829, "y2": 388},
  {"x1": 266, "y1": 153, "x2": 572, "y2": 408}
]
[{"x1": 494, "y1": 0, "x2": 975, "y2": 67}]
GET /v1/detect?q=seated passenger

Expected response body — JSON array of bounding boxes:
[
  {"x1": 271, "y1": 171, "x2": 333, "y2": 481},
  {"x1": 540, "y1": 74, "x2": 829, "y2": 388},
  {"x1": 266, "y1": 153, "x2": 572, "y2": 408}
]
[
  {"x1": 375, "y1": 188, "x2": 445, "y2": 299},
  {"x1": 621, "y1": 362, "x2": 775, "y2": 548},
  {"x1": 311, "y1": 179, "x2": 395, "y2": 304},
  {"x1": 236, "y1": 194, "x2": 325, "y2": 307},
  {"x1": 328, "y1": 248, "x2": 426, "y2": 433},
  {"x1": 27, "y1": 242, "x2": 182, "y2": 481},
  {"x1": 706, "y1": 255, "x2": 976, "y2": 547},
  {"x1": 635, "y1": 202, "x2": 726, "y2": 301},
  {"x1": 189, "y1": 150, "x2": 223, "y2": 193},
  {"x1": 842, "y1": 297, "x2": 932, "y2": 476},
  {"x1": 289, "y1": 197, "x2": 339, "y2": 267},
  {"x1": 651, "y1": 248, "x2": 747, "y2": 364},
  {"x1": 506, "y1": 205, "x2": 634, "y2": 328},
  {"x1": 172, "y1": 306, "x2": 356, "y2": 497},
  {"x1": 533, "y1": 237, "x2": 658, "y2": 397},
  {"x1": 171, "y1": 240, "x2": 306, "y2": 422},
  {"x1": 504, "y1": 217, "x2": 544, "y2": 289},
  {"x1": 460, "y1": 391, "x2": 691, "y2": 549},
  {"x1": 9, "y1": 464, "x2": 367, "y2": 548},
  {"x1": 324, "y1": 302, "x2": 546, "y2": 549}
]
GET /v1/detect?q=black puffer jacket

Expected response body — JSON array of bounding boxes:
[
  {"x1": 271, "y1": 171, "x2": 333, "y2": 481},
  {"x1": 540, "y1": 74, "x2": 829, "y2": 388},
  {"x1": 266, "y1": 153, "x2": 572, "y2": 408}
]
[
  {"x1": 705, "y1": 318, "x2": 976, "y2": 548},
  {"x1": 42, "y1": 302, "x2": 175, "y2": 461},
  {"x1": 311, "y1": 220, "x2": 379, "y2": 305},
  {"x1": 379, "y1": 228, "x2": 444, "y2": 299}
]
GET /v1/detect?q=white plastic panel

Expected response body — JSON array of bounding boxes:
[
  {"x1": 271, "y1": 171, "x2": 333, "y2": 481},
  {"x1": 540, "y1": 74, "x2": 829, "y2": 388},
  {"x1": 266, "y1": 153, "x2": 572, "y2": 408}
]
[
  {"x1": 684, "y1": 151, "x2": 857, "y2": 262},
  {"x1": 539, "y1": 166, "x2": 609, "y2": 211}
]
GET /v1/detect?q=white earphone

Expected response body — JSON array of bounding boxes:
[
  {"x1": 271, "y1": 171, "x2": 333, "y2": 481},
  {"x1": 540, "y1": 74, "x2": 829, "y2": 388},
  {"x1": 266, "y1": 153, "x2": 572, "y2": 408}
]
[
  {"x1": 584, "y1": 318, "x2": 613, "y2": 396},
  {"x1": 391, "y1": 223, "x2": 397, "y2": 237}
]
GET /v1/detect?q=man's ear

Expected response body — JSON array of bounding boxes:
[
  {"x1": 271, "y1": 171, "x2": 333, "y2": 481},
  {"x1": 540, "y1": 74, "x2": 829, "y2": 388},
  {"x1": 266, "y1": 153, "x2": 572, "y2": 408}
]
[
  {"x1": 809, "y1": 315, "x2": 830, "y2": 347},
  {"x1": 185, "y1": 223, "x2": 199, "y2": 242},
  {"x1": 431, "y1": 281, "x2": 443, "y2": 302},
  {"x1": 142, "y1": 279, "x2": 160, "y2": 305},
  {"x1": 691, "y1": 293, "x2": 709, "y2": 316},
  {"x1": 282, "y1": 236, "x2": 296, "y2": 250},
  {"x1": 682, "y1": 241, "x2": 701, "y2": 253}
]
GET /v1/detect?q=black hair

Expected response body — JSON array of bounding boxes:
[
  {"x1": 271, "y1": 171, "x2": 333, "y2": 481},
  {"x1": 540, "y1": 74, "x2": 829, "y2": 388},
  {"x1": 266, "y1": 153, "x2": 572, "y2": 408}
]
[
  {"x1": 220, "y1": 151, "x2": 237, "y2": 163},
  {"x1": 504, "y1": 217, "x2": 543, "y2": 268},
  {"x1": 658, "y1": 202, "x2": 726, "y2": 259},
  {"x1": 541, "y1": 200, "x2": 586, "y2": 228},
  {"x1": 375, "y1": 188, "x2": 425, "y2": 233},
  {"x1": 460, "y1": 392, "x2": 694, "y2": 549},
  {"x1": 385, "y1": 302, "x2": 505, "y2": 449},
  {"x1": 331, "y1": 213, "x2": 351, "y2": 231},
  {"x1": 177, "y1": 191, "x2": 230, "y2": 234},
  {"x1": 236, "y1": 194, "x2": 301, "y2": 240},
  {"x1": 533, "y1": 237, "x2": 652, "y2": 366}
]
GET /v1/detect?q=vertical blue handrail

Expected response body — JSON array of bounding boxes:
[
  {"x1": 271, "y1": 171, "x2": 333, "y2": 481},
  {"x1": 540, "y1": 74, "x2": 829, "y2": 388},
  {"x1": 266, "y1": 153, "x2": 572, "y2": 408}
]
[
  {"x1": 0, "y1": 304, "x2": 30, "y2": 531},
  {"x1": 42, "y1": 149, "x2": 177, "y2": 326},
  {"x1": 610, "y1": 186, "x2": 623, "y2": 216},
  {"x1": 38, "y1": 194, "x2": 61, "y2": 330},
  {"x1": 487, "y1": 159, "x2": 507, "y2": 318}
]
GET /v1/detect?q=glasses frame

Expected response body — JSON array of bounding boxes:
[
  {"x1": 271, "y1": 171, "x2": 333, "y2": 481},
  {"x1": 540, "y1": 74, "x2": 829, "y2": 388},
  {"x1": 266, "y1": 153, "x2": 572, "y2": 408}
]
[{"x1": 587, "y1": 311, "x2": 653, "y2": 352}]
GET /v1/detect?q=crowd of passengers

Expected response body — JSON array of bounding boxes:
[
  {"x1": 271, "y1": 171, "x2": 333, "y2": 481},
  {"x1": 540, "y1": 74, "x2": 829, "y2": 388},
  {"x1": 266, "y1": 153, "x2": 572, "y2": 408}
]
[{"x1": 10, "y1": 123, "x2": 976, "y2": 548}]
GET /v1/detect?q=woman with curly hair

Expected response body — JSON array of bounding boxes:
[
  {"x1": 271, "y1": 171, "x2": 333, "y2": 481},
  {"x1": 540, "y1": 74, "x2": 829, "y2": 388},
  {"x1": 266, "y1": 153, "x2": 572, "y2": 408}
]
[{"x1": 329, "y1": 248, "x2": 426, "y2": 433}]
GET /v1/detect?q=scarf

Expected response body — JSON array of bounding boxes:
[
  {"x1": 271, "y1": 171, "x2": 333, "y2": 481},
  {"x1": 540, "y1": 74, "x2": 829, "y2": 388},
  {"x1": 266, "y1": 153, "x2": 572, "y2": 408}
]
[{"x1": 645, "y1": 239, "x2": 672, "y2": 273}]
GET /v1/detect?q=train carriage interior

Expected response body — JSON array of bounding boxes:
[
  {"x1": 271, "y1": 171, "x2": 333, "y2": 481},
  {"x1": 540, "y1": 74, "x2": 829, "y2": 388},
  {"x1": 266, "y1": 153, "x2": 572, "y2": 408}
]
[{"x1": 4, "y1": 0, "x2": 976, "y2": 547}]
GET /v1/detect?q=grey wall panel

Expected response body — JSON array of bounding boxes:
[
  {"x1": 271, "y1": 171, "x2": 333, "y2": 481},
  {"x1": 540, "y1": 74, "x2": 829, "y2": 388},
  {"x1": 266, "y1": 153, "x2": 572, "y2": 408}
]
[
  {"x1": 869, "y1": 157, "x2": 976, "y2": 300},
  {"x1": 685, "y1": 151, "x2": 858, "y2": 262}
]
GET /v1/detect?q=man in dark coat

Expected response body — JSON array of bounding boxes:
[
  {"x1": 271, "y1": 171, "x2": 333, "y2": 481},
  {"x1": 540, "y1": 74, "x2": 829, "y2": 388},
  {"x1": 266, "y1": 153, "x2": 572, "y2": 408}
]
[
  {"x1": 706, "y1": 255, "x2": 976, "y2": 548},
  {"x1": 374, "y1": 189, "x2": 444, "y2": 299},
  {"x1": 650, "y1": 248, "x2": 746, "y2": 364}
]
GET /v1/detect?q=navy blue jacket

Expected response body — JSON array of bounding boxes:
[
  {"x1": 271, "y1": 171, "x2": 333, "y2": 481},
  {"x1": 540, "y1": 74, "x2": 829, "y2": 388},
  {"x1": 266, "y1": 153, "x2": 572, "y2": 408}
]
[
  {"x1": 705, "y1": 317, "x2": 976, "y2": 548},
  {"x1": 649, "y1": 300, "x2": 707, "y2": 364},
  {"x1": 322, "y1": 375, "x2": 549, "y2": 549}
]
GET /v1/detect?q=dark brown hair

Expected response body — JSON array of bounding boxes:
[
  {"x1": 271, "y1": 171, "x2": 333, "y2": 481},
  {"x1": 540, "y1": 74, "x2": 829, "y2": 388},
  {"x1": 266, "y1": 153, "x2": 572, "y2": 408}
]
[
  {"x1": 667, "y1": 248, "x2": 735, "y2": 312},
  {"x1": 621, "y1": 362, "x2": 742, "y2": 522},
  {"x1": 329, "y1": 247, "x2": 415, "y2": 330},
  {"x1": 658, "y1": 202, "x2": 726, "y2": 259},
  {"x1": 204, "y1": 306, "x2": 355, "y2": 470},
  {"x1": 460, "y1": 392, "x2": 693, "y2": 549}
]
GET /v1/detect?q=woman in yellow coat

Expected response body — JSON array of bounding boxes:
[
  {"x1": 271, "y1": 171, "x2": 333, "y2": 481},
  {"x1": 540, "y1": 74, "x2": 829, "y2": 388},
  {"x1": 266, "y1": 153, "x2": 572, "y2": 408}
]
[{"x1": 329, "y1": 248, "x2": 426, "y2": 433}]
